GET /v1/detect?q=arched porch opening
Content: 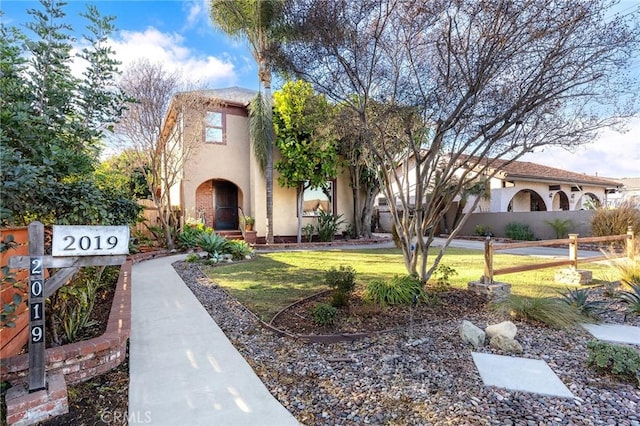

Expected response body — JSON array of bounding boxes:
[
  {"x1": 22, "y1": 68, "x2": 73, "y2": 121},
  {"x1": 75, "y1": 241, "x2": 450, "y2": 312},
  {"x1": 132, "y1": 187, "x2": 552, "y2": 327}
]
[
  {"x1": 576, "y1": 193, "x2": 601, "y2": 210},
  {"x1": 507, "y1": 189, "x2": 547, "y2": 212},
  {"x1": 551, "y1": 191, "x2": 570, "y2": 211},
  {"x1": 195, "y1": 179, "x2": 243, "y2": 230}
]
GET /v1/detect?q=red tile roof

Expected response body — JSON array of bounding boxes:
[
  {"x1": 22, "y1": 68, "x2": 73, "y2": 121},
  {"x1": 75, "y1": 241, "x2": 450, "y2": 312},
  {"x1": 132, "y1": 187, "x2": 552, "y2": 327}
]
[{"x1": 459, "y1": 156, "x2": 621, "y2": 188}]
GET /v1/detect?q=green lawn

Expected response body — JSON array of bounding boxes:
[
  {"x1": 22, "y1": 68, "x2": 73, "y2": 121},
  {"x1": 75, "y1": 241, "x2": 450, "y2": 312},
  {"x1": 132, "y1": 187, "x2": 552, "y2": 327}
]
[{"x1": 202, "y1": 247, "x2": 619, "y2": 321}]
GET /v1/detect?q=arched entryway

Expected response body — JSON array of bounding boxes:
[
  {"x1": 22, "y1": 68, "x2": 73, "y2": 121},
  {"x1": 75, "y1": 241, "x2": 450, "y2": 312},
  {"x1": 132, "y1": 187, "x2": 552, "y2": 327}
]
[
  {"x1": 195, "y1": 179, "x2": 241, "y2": 230},
  {"x1": 551, "y1": 191, "x2": 570, "y2": 211},
  {"x1": 575, "y1": 193, "x2": 601, "y2": 210},
  {"x1": 507, "y1": 189, "x2": 547, "y2": 212}
]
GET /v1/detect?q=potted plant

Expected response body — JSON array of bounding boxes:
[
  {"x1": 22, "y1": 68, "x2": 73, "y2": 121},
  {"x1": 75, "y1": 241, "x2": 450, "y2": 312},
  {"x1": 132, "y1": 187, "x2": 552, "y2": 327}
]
[{"x1": 244, "y1": 216, "x2": 255, "y2": 231}]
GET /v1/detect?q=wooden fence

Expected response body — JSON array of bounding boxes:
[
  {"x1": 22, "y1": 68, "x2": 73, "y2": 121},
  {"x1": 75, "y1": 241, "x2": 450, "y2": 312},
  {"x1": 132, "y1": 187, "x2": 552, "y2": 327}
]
[
  {"x1": 482, "y1": 226, "x2": 635, "y2": 285},
  {"x1": 1, "y1": 227, "x2": 30, "y2": 358}
]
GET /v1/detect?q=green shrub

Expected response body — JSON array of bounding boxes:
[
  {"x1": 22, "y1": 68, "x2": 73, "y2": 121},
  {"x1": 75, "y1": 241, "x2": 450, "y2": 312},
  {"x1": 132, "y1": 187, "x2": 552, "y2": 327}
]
[
  {"x1": 311, "y1": 303, "x2": 338, "y2": 326},
  {"x1": 586, "y1": 340, "x2": 640, "y2": 385},
  {"x1": 302, "y1": 223, "x2": 315, "y2": 242},
  {"x1": 317, "y1": 210, "x2": 344, "y2": 242},
  {"x1": 545, "y1": 218, "x2": 573, "y2": 239},
  {"x1": 505, "y1": 222, "x2": 535, "y2": 241},
  {"x1": 429, "y1": 264, "x2": 458, "y2": 292},
  {"x1": 364, "y1": 275, "x2": 426, "y2": 306},
  {"x1": 49, "y1": 266, "x2": 118, "y2": 344},
  {"x1": 616, "y1": 258, "x2": 640, "y2": 288},
  {"x1": 228, "y1": 240, "x2": 254, "y2": 260},
  {"x1": 590, "y1": 201, "x2": 640, "y2": 238},
  {"x1": 474, "y1": 224, "x2": 494, "y2": 237},
  {"x1": 198, "y1": 233, "x2": 230, "y2": 257},
  {"x1": 618, "y1": 283, "x2": 640, "y2": 316},
  {"x1": 491, "y1": 294, "x2": 588, "y2": 329},
  {"x1": 185, "y1": 253, "x2": 200, "y2": 263},
  {"x1": 325, "y1": 265, "x2": 356, "y2": 307},
  {"x1": 559, "y1": 287, "x2": 607, "y2": 319},
  {"x1": 178, "y1": 221, "x2": 214, "y2": 250}
]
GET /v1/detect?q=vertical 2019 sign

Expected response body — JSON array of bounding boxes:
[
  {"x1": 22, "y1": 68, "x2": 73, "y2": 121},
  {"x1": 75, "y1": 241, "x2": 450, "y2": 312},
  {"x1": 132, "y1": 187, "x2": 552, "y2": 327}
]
[{"x1": 29, "y1": 256, "x2": 45, "y2": 345}]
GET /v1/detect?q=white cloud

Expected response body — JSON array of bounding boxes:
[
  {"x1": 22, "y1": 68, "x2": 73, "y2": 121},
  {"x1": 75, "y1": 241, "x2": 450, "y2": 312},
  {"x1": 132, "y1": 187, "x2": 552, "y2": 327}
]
[
  {"x1": 183, "y1": 0, "x2": 207, "y2": 29},
  {"x1": 109, "y1": 27, "x2": 237, "y2": 87},
  {"x1": 522, "y1": 116, "x2": 640, "y2": 179}
]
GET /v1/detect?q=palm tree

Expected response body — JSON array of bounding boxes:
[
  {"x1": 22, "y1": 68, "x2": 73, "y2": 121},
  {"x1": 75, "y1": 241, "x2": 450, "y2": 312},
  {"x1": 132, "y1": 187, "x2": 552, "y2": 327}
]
[{"x1": 210, "y1": 0, "x2": 285, "y2": 244}]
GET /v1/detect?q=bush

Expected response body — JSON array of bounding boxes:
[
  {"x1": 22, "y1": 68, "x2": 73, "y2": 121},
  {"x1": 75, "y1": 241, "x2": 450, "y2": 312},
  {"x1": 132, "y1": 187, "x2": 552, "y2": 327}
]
[
  {"x1": 586, "y1": 340, "x2": 640, "y2": 385},
  {"x1": 364, "y1": 275, "x2": 426, "y2": 306},
  {"x1": 591, "y1": 201, "x2": 640, "y2": 238},
  {"x1": 491, "y1": 294, "x2": 588, "y2": 329},
  {"x1": 317, "y1": 210, "x2": 344, "y2": 242},
  {"x1": 302, "y1": 223, "x2": 315, "y2": 242},
  {"x1": 618, "y1": 283, "x2": 640, "y2": 316},
  {"x1": 429, "y1": 264, "x2": 458, "y2": 292},
  {"x1": 505, "y1": 222, "x2": 535, "y2": 241},
  {"x1": 228, "y1": 240, "x2": 254, "y2": 260},
  {"x1": 325, "y1": 265, "x2": 356, "y2": 307},
  {"x1": 474, "y1": 224, "x2": 494, "y2": 237},
  {"x1": 185, "y1": 253, "x2": 200, "y2": 263},
  {"x1": 616, "y1": 258, "x2": 640, "y2": 288},
  {"x1": 559, "y1": 287, "x2": 607, "y2": 319},
  {"x1": 545, "y1": 218, "x2": 573, "y2": 239},
  {"x1": 311, "y1": 303, "x2": 338, "y2": 326},
  {"x1": 198, "y1": 233, "x2": 230, "y2": 257}
]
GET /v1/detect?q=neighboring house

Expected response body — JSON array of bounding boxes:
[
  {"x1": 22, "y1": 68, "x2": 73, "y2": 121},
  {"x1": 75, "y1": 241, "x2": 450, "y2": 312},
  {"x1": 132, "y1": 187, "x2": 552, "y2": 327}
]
[
  {"x1": 460, "y1": 157, "x2": 621, "y2": 213},
  {"x1": 375, "y1": 154, "x2": 621, "y2": 233},
  {"x1": 606, "y1": 177, "x2": 640, "y2": 209},
  {"x1": 159, "y1": 87, "x2": 355, "y2": 242}
]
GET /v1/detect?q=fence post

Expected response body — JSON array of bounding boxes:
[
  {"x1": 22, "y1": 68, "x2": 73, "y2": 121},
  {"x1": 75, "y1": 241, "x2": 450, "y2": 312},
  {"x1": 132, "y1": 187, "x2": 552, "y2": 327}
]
[
  {"x1": 627, "y1": 226, "x2": 635, "y2": 261},
  {"x1": 483, "y1": 236, "x2": 494, "y2": 284},
  {"x1": 568, "y1": 233, "x2": 579, "y2": 269}
]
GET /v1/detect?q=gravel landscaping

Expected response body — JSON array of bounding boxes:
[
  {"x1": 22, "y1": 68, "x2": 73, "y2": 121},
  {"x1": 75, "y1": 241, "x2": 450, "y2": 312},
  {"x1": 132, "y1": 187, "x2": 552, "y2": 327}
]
[{"x1": 174, "y1": 261, "x2": 640, "y2": 426}]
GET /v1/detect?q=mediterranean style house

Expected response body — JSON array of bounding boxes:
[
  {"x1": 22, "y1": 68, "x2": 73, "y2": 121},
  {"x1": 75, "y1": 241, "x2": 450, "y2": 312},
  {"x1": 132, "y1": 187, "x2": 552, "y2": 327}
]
[
  {"x1": 460, "y1": 157, "x2": 621, "y2": 213},
  {"x1": 160, "y1": 87, "x2": 355, "y2": 242},
  {"x1": 374, "y1": 153, "x2": 622, "y2": 236}
]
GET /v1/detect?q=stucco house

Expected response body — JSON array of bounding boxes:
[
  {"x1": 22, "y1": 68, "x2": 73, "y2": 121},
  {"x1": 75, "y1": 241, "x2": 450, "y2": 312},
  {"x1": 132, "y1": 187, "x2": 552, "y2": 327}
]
[
  {"x1": 159, "y1": 87, "x2": 355, "y2": 242},
  {"x1": 459, "y1": 157, "x2": 621, "y2": 213},
  {"x1": 374, "y1": 153, "x2": 621, "y2": 234},
  {"x1": 606, "y1": 177, "x2": 640, "y2": 209}
]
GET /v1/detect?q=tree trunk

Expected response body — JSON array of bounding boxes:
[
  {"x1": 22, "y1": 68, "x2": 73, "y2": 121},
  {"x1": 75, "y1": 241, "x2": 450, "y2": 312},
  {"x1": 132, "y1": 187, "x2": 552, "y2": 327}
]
[
  {"x1": 296, "y1": 183, "x2": 303, "y2": 243},
  {"x1": 262, "y1": 73, "x2": 274, "y2": 244}
]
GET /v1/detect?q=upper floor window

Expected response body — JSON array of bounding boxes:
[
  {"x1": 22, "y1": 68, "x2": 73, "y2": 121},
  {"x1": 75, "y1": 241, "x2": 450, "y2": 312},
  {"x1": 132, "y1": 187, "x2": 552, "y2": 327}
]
[{"x1": 205, "y1": 111, "x2": 225, "y2": 144}]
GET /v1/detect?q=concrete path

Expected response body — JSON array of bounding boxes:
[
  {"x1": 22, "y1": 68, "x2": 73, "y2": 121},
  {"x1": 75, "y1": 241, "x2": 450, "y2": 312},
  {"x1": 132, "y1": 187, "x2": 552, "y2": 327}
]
[
  {"x1": 129, "y1": 255, "x2": 299, "y2": 426},
  {"x1": 472, "y1": 352, "x2": 574, "y2": 398},
  {"x1": 581, "y1": 323, "x2": 640, "y2": 345}
]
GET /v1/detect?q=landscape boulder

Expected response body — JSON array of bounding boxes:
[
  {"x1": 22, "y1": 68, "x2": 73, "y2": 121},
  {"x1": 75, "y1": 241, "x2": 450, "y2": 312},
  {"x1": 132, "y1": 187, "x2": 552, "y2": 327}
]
[
  {"x1": 460, "y1": 320, "x2": 485, "y2": 349},
  {"x1": 489, "y1": 335, "x2": 523, "y2": 354},
  {"x1": 485, "y1": 321, "x2": 517, "y2": 340}
]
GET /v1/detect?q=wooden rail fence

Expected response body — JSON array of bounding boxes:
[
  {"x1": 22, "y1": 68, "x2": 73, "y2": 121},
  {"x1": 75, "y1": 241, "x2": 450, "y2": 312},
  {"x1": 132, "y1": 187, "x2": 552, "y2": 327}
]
[{"x1": 483, "y1": 226, "x2": 635, "y2": 285}]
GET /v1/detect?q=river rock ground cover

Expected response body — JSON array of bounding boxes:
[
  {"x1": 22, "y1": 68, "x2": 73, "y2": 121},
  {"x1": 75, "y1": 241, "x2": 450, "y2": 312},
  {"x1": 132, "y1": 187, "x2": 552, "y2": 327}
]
[
  {"x1": 176, "y1": 260, "x2": 639, "y2": 426},
  {"x1": 34, "y1": 259, "x2": 640, "y2": 426}
]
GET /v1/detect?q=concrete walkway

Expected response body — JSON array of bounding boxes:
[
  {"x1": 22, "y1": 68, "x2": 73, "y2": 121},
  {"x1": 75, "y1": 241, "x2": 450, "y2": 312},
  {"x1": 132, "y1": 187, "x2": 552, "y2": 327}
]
[{"x1": 129, "y1": 255, "x2": 299, "y2": 426}]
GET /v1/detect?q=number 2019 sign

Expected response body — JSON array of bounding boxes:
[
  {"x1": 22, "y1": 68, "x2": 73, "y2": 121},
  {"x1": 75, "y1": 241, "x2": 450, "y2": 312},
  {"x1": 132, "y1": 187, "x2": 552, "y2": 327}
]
[{"x1": 52, "y1": 225, "x2": 129, "y2": 256}]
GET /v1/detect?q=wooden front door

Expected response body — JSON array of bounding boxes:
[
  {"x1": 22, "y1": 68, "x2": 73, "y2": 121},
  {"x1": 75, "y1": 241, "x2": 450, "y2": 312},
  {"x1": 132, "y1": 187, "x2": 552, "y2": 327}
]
[{"x1": 214, "y1": 181, "x2": 238, "y2": 230}]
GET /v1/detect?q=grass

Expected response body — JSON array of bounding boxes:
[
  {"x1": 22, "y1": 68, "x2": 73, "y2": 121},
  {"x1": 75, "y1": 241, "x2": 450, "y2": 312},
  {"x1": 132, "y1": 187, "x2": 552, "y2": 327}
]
[{"x1": 202, "y1": 247, "x2": 619, "y2": 321}]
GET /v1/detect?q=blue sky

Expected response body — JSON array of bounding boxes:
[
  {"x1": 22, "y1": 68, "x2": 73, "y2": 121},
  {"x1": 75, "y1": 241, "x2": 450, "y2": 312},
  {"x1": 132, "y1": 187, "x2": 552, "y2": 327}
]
[
  {"x1": 2, "y1": 0, "x2": 260, "y2": 89},
  {"x1": 2, "y1": 0, "x2": 639, "y2": 178}
]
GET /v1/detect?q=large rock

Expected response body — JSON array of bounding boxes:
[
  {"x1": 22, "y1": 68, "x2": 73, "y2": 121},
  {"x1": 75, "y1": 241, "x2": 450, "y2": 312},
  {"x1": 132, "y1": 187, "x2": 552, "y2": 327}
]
[
  {"x1": 489, "y1": 335, "x2": 523, "y2": 354},
  {"x1": 485, "y1": 321, "x2": 517, "y2": 339},
  {"x1": 460, "y1": 320, "x2": 485, "y2": 349}
]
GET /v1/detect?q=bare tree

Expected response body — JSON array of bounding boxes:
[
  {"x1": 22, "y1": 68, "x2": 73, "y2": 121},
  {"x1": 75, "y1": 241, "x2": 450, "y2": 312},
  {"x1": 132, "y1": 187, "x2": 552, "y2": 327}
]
[
  {"x1": 115, "y1": 59, "x2": 209, "y2": 249},
  {"x1": 276, "y1": 0, "x2": 639, "y2": 280}
]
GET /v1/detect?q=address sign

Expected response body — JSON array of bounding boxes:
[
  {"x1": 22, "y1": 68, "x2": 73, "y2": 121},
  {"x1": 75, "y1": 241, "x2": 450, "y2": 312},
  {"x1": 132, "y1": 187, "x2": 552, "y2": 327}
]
[{"x1": 52, "y1": 225, "x2": 129, "y2": 256}]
